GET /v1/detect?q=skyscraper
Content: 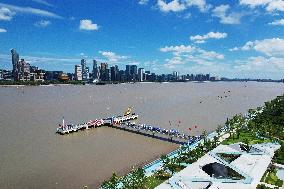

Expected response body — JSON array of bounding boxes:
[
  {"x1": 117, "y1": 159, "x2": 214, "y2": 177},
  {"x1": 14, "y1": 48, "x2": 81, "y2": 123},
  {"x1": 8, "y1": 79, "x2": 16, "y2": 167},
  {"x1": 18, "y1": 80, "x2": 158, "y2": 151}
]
[
  {"x1": 110, "y1": 65, "x2": 119, "y2": 81},
  {"x1": 126, "y1": 65, "x2": 137, "y2": 81},
  {"x1": 173, "y1": 71, "x2": 179, "y2": 81},
  {"x1": 92, "y1": 60, "x2": 100, "y2": 82},
  {"x1": 125, "y1": 65, "x2": 131, "y2": 81},
  {"x1": 11, "y1": 49, "x2": 19, "y2": 80},
  {"x1": 206, "y1": 74, "x2": 210, "y2": 81},
  {"x1": 81, "y1": 59, "x2": 89, "y2": 81},
  {"x1": 130, "y1": 65, "x2": 137, "y2": 75},
  {"x1": 17, "y1": 59, "x2": 30, "y2": 81},
  {"x1": 100, "y1": 63, "x2": 109, "y2": 81},
  {"x1": 75, "y1": 65, "x2": 82, "y2": 81},
  {"x1": 138, "y1": 68, "x2": 145, "y2": 82}
]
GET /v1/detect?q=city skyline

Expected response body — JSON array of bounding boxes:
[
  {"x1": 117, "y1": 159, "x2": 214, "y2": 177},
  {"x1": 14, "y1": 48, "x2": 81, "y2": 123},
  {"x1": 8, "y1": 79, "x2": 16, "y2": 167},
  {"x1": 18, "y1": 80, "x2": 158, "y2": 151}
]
[
  {"x1": 0, "y1": 0, "x2": 284, "y2": 79},
  {"x1": 4, "y1": 48, "x2": 222, "y2": 82}
]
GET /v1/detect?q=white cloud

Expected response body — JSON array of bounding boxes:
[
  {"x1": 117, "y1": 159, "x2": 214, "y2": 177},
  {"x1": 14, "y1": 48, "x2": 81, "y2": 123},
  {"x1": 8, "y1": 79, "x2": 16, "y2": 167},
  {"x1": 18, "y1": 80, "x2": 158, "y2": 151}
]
[
  {"x1": 185, "y1": 0, "x2": 210, "y2": 12},
  {"x1": 157, "y1": 0, "x2": 186, "y2": 12},
  {"x1": 0, "y1": 7, "x2": 15, "y2": 21},
  {"x1": 212, "y1": 4, "x2": 243, "y2": 24},
  {"x1": 198, "y1": 49, "x2": 224, "y2": 60},
  {"x1": 231, "y1": 38, "x2": 284, "y2": 56},
  {"x1": 99, "y1": 51, "x2": 128, "y2": 62},
  {"x1": 34, "y1": 20, "x2": 51, "y2": 27},
  {"x1": 190, "y1": 32, "x2": 227, "y2": 43},
  {"x1": 0, "y1": 3, "x2": 62, "y2": 19},
  {"x1": 183, "y1": 12, "x2": 192, "y2": 19},
  {"x1": 239, "y1": 0, "x2": 272, "y2": 7},
  {"x1": 229, "y1": 47, "x2": 239, "y2": 51},
  {"x1": 266, "y1": 0, "x2": 284, "y2": 11},
  {"x1": 269, "y1": 18, "x2": 284, "y2": 25},
  {"x1": 157, "y1": 0, "x2": 209, "y2": 13},
  {"x1": 160, "y1": 45, "x2": 196, "y2": 55},
  {"x1": 240, "y1": 0, "x2": 284, "y2": 12},
  {"x1": 234, "y1": 56, "x2": 284, "y2": 78},
  {"x1": 79, "y1": 19, "x2": 99, "y2": 31},
  {"x1": 160, "y1": 44, "x2": 225, "y2": 69},
  {"x1": 138, "y1": 0, "x2": 149, "y2": 5},
  {"x1": 165, "y1": 56, "x2": 185, "y2": 68},
  {"x1": 32, "y1": 0, "x2": 54, "y2": 7},
  {"x1": 0, "y1": 28, "x2": 7, "y2": 33}
]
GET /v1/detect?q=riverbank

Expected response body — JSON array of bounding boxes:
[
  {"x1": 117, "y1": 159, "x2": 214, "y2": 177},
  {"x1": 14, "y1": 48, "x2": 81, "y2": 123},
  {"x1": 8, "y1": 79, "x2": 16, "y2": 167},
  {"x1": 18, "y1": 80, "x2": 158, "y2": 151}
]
[{"x1": 0, "y1": 80, "x2": 283, "y2": 87}]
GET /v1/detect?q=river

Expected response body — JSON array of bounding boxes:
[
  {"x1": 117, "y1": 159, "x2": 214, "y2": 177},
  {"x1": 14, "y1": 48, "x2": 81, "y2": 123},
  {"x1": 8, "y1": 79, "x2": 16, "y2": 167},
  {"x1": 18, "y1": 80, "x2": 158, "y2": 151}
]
[{"x1": 0, "y1": 81, "x2": 283, "y2": 188}]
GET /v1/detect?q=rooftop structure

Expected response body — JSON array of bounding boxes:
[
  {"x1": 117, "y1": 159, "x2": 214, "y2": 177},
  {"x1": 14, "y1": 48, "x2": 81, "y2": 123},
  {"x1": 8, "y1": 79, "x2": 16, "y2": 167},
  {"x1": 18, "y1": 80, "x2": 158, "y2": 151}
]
[{"x1": 156, "y1": 142, "x2": 280, "y2": 189}]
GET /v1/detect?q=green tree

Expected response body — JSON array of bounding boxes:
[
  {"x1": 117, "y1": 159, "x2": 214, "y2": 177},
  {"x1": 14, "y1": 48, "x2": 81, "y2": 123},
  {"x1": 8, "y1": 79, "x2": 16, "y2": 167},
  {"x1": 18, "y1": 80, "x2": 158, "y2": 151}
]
[
  {"x1": 121, "y1": 167, "x2": 147, "y2": 189},
  {"x1": 216, "y1": 124, "x2": 222, "y2": 137},
  {"x1": 101, "y1": 172, "x2": 120, "y2": 189},
  {"x1": 160, "y1": 154, "x2": 169, "y2": 165}
]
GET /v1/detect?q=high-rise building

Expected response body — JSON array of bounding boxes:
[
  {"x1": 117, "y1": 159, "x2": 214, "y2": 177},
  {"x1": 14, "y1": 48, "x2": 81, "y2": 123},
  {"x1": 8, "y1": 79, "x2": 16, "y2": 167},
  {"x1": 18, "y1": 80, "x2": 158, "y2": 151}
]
[
  {"x1": 17, "y1": 59, "x2": 30, "y2": 81},
  {"x1": 100, "y1": 63, "x2": 109, "y2": 81},
  {"x1": 81, "y1": 59, "x2": 89, "y2": 81},
  {"x1": 130, "y1": 65, "x2": 137, "y2": 75},
  {"x1": 75, "y1": 65, "x2": 82, "y2": 81},
  {"x1": 118, "y1": 70, "x2": 125, "y2": 82},
  {"x1": 173, "y1": 71, "x2": 179, "y2": 81},
  {"x1": 92, "y1": 60, "x2": 100, "y2": 82},
  {"x1": 127, "y1": 65, "x2": 137, "y2": 81},
  {"x1": 11, "y1": 49, "x2": 19, "y2": 80},
  {"x1": 110, "y1": 65, "x2": 119, "y2": 81},
  {"x1": 138, "y1": 68, "x2": 145, "y2": 82},
  {"x1": 206, "y1": 74, "x2": 210, "y2": 81},
  {"x1": 125, "y1": 65, "x2": 131, "y2": 81}
]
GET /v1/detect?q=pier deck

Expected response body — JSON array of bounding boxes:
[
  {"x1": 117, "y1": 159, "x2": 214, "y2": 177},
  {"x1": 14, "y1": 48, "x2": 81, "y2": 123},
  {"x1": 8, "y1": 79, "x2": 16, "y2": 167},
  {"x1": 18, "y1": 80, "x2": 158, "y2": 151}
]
[
  {"x1": 108, "y1": 124, "x2": 189, "y2": 145},
  {"x1": 56, "y1": 114, "x2": 198, "y2": 145}
]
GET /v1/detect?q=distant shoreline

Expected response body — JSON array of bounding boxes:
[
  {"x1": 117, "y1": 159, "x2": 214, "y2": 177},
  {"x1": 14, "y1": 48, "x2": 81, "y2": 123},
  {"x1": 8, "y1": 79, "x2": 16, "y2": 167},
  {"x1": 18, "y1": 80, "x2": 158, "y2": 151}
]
[{"x1": 0, "y1": 80, "x2": 283, "y2": 87}]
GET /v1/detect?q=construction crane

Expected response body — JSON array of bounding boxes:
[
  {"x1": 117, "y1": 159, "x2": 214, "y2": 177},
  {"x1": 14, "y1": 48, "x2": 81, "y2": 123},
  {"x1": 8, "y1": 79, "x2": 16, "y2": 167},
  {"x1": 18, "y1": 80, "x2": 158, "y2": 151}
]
[{"x1": 124, "y1": 107, "x2": 132, "y2": 116}]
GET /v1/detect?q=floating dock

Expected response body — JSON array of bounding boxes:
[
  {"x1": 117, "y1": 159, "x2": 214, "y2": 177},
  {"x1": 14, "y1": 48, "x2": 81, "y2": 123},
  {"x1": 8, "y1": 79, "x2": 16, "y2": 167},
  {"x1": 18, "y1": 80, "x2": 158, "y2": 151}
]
[{"x1": 56, "y1": 114, "x2": 138, "y2": 135}]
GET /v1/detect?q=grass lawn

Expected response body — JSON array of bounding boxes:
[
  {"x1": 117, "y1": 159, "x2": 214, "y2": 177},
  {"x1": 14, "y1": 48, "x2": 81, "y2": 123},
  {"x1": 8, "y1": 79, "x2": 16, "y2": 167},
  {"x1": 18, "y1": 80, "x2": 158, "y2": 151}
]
[
  {"x1": 221, "y1": 131, "x2": 271, "y2": 145},
  {"x1": 144, "y1": 175, "x2": 167, "y2": 189}
]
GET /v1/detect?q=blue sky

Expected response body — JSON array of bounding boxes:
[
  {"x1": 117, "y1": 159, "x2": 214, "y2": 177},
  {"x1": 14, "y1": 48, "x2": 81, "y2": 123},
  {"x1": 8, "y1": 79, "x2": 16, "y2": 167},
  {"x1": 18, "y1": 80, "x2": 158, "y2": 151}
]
[{"x1": 0, "y1": 0, "x2": 284, "y2": 79}]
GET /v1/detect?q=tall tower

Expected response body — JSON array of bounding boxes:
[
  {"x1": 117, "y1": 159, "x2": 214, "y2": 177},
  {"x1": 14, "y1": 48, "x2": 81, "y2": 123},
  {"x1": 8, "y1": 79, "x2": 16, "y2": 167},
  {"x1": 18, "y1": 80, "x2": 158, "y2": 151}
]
[
  {"x1": 110, "y1": 65, "x2": 119, "y2": 81},
  {"x1": 100, "y1": 63, "x2": 109, "y2": 81},
  {"x1": 130, "y1": 65, "x2": 137, "y2": 81},
  {"x1": 81, "y1": 59, "x2": 89, "y2": 81},
  {"x1": 125, "y1": 65, "x2": 131, "y2": 81},
  {"x1": 92, "y1": 60, "x2": 99, "y2": 81},
  {"x1": 138, "y1": 68, "x2": 145, "y2": 82},
  {"x1": 75, "y1": 65, "x2": 82, "y2": 81},
  {"x1": 11, "y1": 49, "x2": 19, "y2": 80},
  {"x1": 173, "y1": 71, "x2": 179, "y2": 81}
]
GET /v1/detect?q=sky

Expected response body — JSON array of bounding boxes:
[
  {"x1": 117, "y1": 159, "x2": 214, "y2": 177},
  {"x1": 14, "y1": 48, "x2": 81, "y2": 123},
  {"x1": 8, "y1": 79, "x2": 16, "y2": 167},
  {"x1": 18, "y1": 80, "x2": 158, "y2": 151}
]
[{"x1": 0, "y1": 0, "x2": 284, "y2": 79}]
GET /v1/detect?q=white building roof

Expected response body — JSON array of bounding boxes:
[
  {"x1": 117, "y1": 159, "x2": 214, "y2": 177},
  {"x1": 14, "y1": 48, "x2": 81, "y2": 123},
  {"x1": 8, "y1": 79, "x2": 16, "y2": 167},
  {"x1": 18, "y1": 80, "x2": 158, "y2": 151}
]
[{"x1": 155, "y1": 142, "x2": 280, "y2": 189}]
